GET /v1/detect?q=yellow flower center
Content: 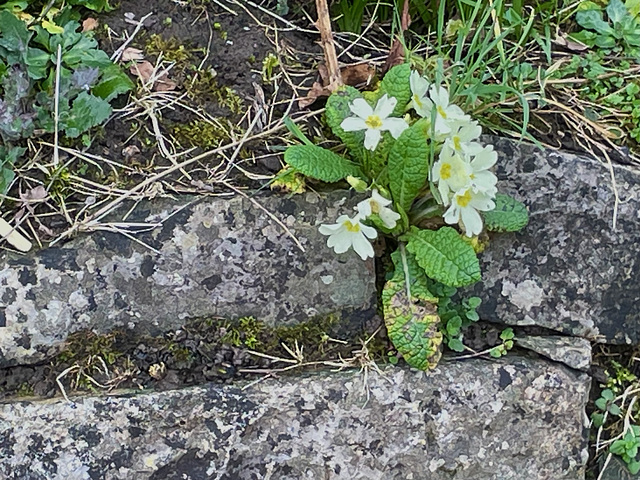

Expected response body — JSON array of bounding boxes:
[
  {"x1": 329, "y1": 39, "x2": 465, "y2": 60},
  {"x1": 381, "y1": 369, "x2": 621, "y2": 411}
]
[
  {"x1": 453, "y1": 136, "x2": 461, "y2": 151},
  {"x1": 344, "y1": 220, "x2": 361, "y2": 232},
  {"x1": 437, "y1": 106, "x2": 448, "y2": 119},
  {"x1": 440, "y1": 163, "x2": 452, "y2": 180},
  {"x1": 457, "y1": 190, "x2": 472, "y2": 207},
  {"x1": 370, "y1": 201, "x2": 380, "y2": 214},
  {"x1": 412, "y1": 94, "x2": 423, "y2": 108},
  {"x1": 365, "y1": 115, "x2": 383, "y2": 129}
]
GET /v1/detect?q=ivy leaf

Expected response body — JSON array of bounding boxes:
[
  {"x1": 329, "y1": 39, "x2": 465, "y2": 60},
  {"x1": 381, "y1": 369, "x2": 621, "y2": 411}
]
[
  {"x1": 60, "y1": 91, "x2": 111, "y2": 138},
  {"x1": 283, "y1": 144, "x2": 362, "y2": 182},
  {"x1": 379, "y1": 63, "x2": 412, "y2": 116},
  {"x1": 325, "y1": 86, "x2": 366, "y2": 162},
  {"x1": 482, "y1": 193, "x2": 529, "y2": 232},
  {"x1": 388, "y1": 120, "x2": 430, "y2": 213},
  {"x1": 405, "y1": 226, "x2": 481, "y2": 287},
  {"x1": 382, "y1": 253, "x2": 442, "y2": 370}
]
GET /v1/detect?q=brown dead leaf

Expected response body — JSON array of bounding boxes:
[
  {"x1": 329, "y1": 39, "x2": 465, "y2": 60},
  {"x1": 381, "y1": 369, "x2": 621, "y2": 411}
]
[
  {"x1": 122, "y1": 145, "x2": 140, "y2": 158},
  {"x1": 299, "y1": 63, "x2": 376, "y2": 108},
  {"x1": 121, "y1": 47, "x2": 144, "y2": 62},
  {"x1": 82, "y1": 17, "x2": 98, "y2": 32},
  {"x1": 382, "y1": 0, "x2": 411, "y2": 73},
  {"x1": 130, "y1": 61, "x2": 177, "y2": 91},
  {"x1": 554, "y1": 33, "x2": 589, "y2": 52}
]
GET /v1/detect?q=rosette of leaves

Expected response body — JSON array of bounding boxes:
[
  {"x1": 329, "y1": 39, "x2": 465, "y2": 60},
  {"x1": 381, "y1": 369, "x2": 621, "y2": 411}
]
[
  {"x1": 571, "y1": 0, "x2": 640, "y2": 54},
  {"x1": 0, "y1": 10, "x2": 133, "y2": 194},
  {"x1": 282, "y1": 64, "x2": 530, "y2": 370}
]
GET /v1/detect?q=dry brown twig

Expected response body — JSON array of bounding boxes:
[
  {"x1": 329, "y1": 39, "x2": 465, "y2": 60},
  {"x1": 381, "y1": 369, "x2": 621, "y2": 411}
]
[{"x1": 315, "y1": 0, "x2": 342, "y2": 91}]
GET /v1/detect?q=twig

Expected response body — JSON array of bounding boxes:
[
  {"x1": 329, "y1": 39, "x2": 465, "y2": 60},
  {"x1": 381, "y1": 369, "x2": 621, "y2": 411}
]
[
  {"x1": 111, "y1": 12, "x2": 153, "y2": 63},
  {"x1": 53, "y1": 45, "x2": 62, "y2": 167},
  {"x1": 315, "y1": 0, "x2": 342, "y2": 90}
]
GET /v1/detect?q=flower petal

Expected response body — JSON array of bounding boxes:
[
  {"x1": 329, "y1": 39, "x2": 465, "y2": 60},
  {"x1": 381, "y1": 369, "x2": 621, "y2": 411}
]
[
  {"x1": 460, "y1": 207, "x2": 483, "y2": 237},
  {"x1": 410, "y1": 71, "x2": 430, "y2": 98},
  {"x1": 352, "y1": 233, "x2": 375, "y2": 260},
  {"x1": 364, "y1": 128, "x2": 381, "y2": 151},
  {"x1": 471, "y1": 146, "x2": 498, "y2": 170},
  {"x1": 382, "y1": 118, "x2": 409, "y2": 139},
  {"x1": 443, "y1": 204, "x2": 459, "y2": 225},
  {"x1": 349, "y1": 98, "x2": 374, "y2": 119},
  {"x1": 341, "y1": 117, "x2": 368, "y2": 132},
  {"x1": 380, "y1": 209, "x2": 401, "y2": 229},
  {"x1": 374, "y1": 94, "x2": 397, "y2": 119},
  {"x1": 371, "y1": 189, "x2": 392, "y2": 207},
  {"x1": 356, "y1": 198, "x2": 373, "y2": 218},
  {"x1": 360, "y1": 223, "x2": 378, "y2": 239},
  {"x1": 328, "y1": 230, "x2": 352, "y2": 253}
]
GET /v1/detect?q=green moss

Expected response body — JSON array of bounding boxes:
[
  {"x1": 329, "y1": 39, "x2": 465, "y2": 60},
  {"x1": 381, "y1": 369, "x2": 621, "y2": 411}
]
[
  {"x1": 144, "y1": 34, "x2": 200, "y2": 64},
  {"x1": 187, "y1": 69, "x2": 244, "y2": 114},
  {"x1": 172, "y1": 119, "x2": 243, "y2": 150},
  {"x1": 16, "y1": 383, "x2": 34, "y2": 397}
]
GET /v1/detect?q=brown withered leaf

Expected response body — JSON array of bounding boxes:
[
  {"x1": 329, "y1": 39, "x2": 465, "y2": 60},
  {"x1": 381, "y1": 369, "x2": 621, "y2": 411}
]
[
  {"x1": 382, "y1": 0, "x2": 411, "y2": 73},
  {"x1": 130, "y1": 61, "x2": 177, "y2": 91},
  {"x1": 82, "y1": 18, "x2": 98, "y2": 32},
  {"x1": 554, "y1": 33, "x2": 589, "y2": 52},
  {"x1": 299, "y1": 62, "x2": 376, "y2": 108},
  {"x1": 121, "y1": 47, "x2": 145, "y2": 62}
]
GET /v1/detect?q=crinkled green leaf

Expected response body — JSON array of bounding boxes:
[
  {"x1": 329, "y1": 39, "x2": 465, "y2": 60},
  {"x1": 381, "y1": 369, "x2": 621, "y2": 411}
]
[
  {"x1": 60, "y1": 92, "x2": 111, "y2": 138},
  {"x1": 379, "y1": 63, "x2": 412, "y2": 117},
  {"x1": 482, "y1": 193, "x2": 529, "y2": 232},
  {"x1": 388, "y1": 120, "x2": 429, "y2": 214},
  {"x1": 283, "y1": 144, "x2": 362, "y2": 182},
  {"x1": 0, "y1": 10, "x2": 31, "y2": 62},
  {"x1": 627, "y1": 0, "x2": 640, "y2": 17},
  {"x1": 405, "y1": 226, "x2": 481, "y2": 287},
  {"x1": 576, "y1": 9, "x2": 615, "y2": 35},
  {"x1": 383, "y1": 248, "x2": 442, "y2": 370},
  {"x1": 388, "y1": 248, "x2": 438, "y2": 303},
  {"x1": 595, "y1": 34, "x2": 617, "y2": 48},
  {"x1": 93, "y1": 64, "x2": 134, "y2": 101},
  {"x1": 325, "y1": 86, "x2": 366, "y2": 162},
  {"x1": 607, "y1": 0, "x2": 628, "y2": 24}
]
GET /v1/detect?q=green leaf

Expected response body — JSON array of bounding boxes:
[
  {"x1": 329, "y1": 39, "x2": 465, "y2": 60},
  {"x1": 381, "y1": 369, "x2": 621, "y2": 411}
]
[
  {"x1": 602, "y1": 389, "x2": 615, "y2": 401},
  {"x1": 467, "y1": 297, "x2": 482, "y2": 309},
  {"x1": 446, "y1": 316, "x2": 462, "y2": 336},
  {"x1": 379, "y1": 63, "x2": 412, "y2": 116},
  {"x1": 0, "y1": 146, "x2": 22, "y2": 195},
  {"x1": 627, "y1": 0, "x2": 640, "y2": 17},
  {"x1": 465, "y1": 310, "x2": 479, "y2": 321},
  {"x1": 591, "y1": 412, "x2": 605, "y2": 427},
  {"x1": 283, "y1": 144, "x2": 362, "y2": 182},
  {"x1": 482, "y1": 193, "x2": 529, "y2": 232},
  {"x1": 60, "y1": 92, "x2": 111, "y2": 138},
  {"x1": 325, "y1": 86, "x2": 366, "y2": 162},
  {"x1": 93, "y1": 64, "x2": 134, "y2": 101},
  {"x1": 607, "y1": 0, "x2": 628, "y2": 24},
  {"x1": 405, "y1": 226, "x2": 481, "y2": 287},
  {"x1": 611, "y1": 440, "x2": 628, "y2": 455},
  {"x1": 382, "y1": 275, "x2": 442, "y2": 371},
  {"x1": 67, "y1": 0, "x2": 114, "y2": 12},
  {"x1": 448, "y1": 338, "x2": 465, "y2": 352},
  {"x1": 595, "y1": 398, "x2": 609, "y2": 411},
  {"x1": 388, "y1": 120, "x2": 430, "y2": 214},
  {"x1": 388, "y1": 248, "x2": 438, "y2": 303},
  {"x1": 489, "y1": 346, "x2": 504, "y2": 358},
  {"x1": 500, "y1": 328, "x2": 515, "y2": 341},
  {"x1": 576, "y1": 9, "x2": 615, "y2": 35},
  {"x1": 595, "y1": 34, "x2": 617, "y2": 48},
  {"x1": 568, "y1": 30, "x2": 597, "y2": 47},
  {"x1": 0, "y1": 10, "x2": 31, "y2": 61}
]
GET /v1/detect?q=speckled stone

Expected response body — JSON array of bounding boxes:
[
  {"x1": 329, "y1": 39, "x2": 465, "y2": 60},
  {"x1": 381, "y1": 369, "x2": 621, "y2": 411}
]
[
  {"x1": 0, "y1": 357, "x2": 590, "y2": 480},
  {"x1": 516, "y1": 336, "x2": 592, "y2": 371},
  {"x1": 474, "y1": 137, "x2": 640, "y2": 344},
  {"x1": 0, "y1": 192, "x2": 376, "y2": 368}
]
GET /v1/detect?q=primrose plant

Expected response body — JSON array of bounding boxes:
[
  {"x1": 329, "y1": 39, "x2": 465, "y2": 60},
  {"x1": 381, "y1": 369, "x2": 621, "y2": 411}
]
[{"x1": 283, "y1": 64, "x2": 528, "y2": 370}]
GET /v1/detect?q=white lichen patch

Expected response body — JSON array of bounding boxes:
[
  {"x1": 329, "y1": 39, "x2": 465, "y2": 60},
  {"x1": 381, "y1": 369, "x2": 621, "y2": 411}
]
[{"x1": 501, "y1": 279, "x2": 545, "y2": 311}]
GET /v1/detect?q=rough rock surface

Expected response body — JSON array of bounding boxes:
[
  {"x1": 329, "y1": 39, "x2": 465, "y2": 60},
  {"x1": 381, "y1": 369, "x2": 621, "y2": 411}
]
[
  {"x1": 474, "y1": 137, "x2": 640, "y2": 344},
  {"x1": 516, "y1": 335, "x2": 592, "y2": 371},
  {"x1": 0, "y1": 358, "x2": 589, "y2": 480},
  {"x1": 0, "y1": 192, "x2": 376, "y2": 367}
]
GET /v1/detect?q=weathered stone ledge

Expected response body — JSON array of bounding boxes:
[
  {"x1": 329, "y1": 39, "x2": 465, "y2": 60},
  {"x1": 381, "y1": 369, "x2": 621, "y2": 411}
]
[
  {"x1": 0, "y1": 191, "x2": 376, "y2": 368},
  {"x1": 0, "y1": 357, "x2": 590, "y2": 480}
]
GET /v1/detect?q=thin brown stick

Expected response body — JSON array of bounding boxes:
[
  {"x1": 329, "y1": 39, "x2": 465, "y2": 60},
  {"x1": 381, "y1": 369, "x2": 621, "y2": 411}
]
[{"x1": 315, "y1": 0, "x2": 342, "y2": 90}]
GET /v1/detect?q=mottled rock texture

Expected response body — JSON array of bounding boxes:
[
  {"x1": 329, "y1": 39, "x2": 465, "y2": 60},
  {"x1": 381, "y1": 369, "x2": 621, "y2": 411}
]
[
  {"x1": 516, "y1": 336, "x2": 592, "y2": 372},
  {"x1": 0, "y1": 192, "x2": 376, "y2": 368},
  {"x1": 475, "y1": 137, "x2": 640, "y2": 344},
  {"x1": 0, "y1": 358, "x2": 589, "y2": 480}
]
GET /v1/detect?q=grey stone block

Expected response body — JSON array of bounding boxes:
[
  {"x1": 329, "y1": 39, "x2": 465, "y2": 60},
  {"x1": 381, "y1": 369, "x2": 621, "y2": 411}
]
[
  {"x1": 0, "y1": 192, "x2": 376, "y2": 368},
  {"x1": 516, "y1": 335, "x2": 592, "y2": 371},
  {"x1": 0, "y1": 358, "x2": 590, "y2": 480},
  {"x1": 474, "y1": 137, "x2": 640, "y2": 344}
]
